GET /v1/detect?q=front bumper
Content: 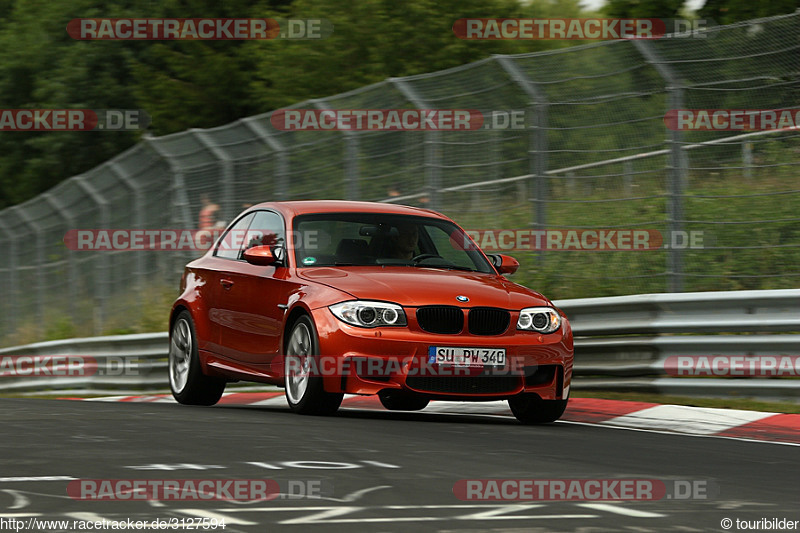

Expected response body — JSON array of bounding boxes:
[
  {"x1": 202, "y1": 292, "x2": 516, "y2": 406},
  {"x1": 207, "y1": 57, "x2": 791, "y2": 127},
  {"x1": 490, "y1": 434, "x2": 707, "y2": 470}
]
[{"x1": 308, "y1": 306, "x2": 574, "y2": 401}]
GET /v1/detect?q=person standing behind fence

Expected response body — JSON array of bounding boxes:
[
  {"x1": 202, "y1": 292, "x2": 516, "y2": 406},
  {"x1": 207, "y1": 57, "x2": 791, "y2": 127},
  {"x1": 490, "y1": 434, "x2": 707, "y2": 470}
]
[{"x1": 199, "y1": 194, "x2": 221, "y2": 230}]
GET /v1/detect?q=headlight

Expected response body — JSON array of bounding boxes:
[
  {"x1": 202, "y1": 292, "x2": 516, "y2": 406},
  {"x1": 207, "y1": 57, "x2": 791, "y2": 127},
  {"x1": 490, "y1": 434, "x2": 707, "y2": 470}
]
[
  {"x1": 329, "y1": 301, "x2": 407, "y2": 328},
  {"x1": 517, "y1": 307, "x2": 561, "y2": 333}
]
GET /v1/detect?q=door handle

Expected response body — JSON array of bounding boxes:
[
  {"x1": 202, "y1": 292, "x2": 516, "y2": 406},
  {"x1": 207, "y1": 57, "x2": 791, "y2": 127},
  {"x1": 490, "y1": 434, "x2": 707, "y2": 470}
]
[{"x1": 220, "y1": 279, "x2": 234, "y2": 289}]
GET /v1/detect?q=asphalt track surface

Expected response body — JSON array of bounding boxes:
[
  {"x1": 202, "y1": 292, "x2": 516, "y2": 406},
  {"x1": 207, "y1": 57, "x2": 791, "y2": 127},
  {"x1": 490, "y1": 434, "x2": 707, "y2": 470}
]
[{"x1": 0, "y1": 397, "x2": 797, "y2": 532}]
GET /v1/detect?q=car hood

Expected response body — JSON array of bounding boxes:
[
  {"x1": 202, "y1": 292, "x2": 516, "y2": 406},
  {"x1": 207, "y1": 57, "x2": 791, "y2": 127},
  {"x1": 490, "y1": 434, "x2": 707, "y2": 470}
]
[{"x1": 297, "y1": 266, "x2": 551, "y2": 309}]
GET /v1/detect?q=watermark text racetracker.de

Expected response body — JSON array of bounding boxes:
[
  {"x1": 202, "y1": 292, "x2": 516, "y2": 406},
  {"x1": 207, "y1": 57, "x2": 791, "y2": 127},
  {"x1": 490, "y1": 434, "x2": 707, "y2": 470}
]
[
  {"x1": 0, "y1": 109, "x2": 149, "y2": 131},
  {"x1": 270, "y1": 109, "x2": 527, "y2": 131},
  {"x1": 665, "y1": 109, "x2": 800, "y2": 131},
  {"x1": 453, "y1": 478, "x2": 718, "y2": 501},
  {"x1": 63, "y1": 228, "x2": 316, "y2": 251},
  {"x1": 665, "y1": 356, "x2": 800, "y2": 377},
  {"x1": 67, "y1": 478, "x2": 331, "y2": 500},
  {"x1": 452, "y1": 18, "x2": 713, "y2": 40},
  {"x1": 461, "y1": 229, "x2": 706, "y2": 251},
  {"x1": 282, "y1": 355, "x2": 537, "y2": 378},
  {"x1": 67, "y1": 18, "x2": 333, "y2": 40},
  {"x1": 0, "y1": 355, "x2": 139, "y2": 377}
]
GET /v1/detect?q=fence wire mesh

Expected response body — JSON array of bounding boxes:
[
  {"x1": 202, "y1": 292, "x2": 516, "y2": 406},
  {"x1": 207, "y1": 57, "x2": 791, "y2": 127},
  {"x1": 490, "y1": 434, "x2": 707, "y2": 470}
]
[{"x1": 1, "y1": 11, "x2": 798, "y2": 345}]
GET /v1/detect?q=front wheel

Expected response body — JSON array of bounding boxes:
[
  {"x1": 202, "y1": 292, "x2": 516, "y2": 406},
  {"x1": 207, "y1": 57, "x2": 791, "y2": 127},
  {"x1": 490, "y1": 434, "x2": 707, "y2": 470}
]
[
  {"x1": 508, "y1": 393, "x2": 568, "y2": 424},
  {"x1": 169, "y1": 310, "x2": 226, "y2": 405},
  {"x1": 284, "y1": 315, "x2": 343, "y2": 415}
]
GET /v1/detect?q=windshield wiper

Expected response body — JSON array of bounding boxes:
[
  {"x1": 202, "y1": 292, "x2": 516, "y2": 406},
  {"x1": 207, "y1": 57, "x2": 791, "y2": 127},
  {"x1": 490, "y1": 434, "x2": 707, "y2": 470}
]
[{"x1": 414, "y1": 264, "x2": 477, "y2": 272}]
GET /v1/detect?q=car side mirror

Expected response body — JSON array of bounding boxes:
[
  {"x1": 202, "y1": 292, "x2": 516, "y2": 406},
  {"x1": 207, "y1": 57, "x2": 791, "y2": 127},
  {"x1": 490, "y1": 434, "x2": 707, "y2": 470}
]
[
  {"x1": 243, "y1": 245, "x2": 284, "y2": 266},
  {"x1": 489, "y1": 253, "x2": 520, "y2": 275}
]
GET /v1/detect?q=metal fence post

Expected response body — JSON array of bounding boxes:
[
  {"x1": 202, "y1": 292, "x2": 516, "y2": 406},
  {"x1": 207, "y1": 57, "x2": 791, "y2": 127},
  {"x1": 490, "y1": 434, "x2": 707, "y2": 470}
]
[
  {"x1": 345, "y1": 133, "x2": 360, "y2": 201},
  {"x1": 495, "y1": 56, "x2": 549, "y2": 262},
  {"x1": 624, "y1": 160, "x2": 634, "y2": 195},
  {"x1": 144, "y1": 136, "x2": 193, "y2": 278},
  {"x1": 42, "y1": 193, "x2": 78, "y2": 325},
  {"x1": 391, "y1": 78, "x2": 440, "y2": 210},
  {"x1": 143, "y1": 137, "x2": 193, "y2": 229},
  {"x1": 74, "y1": 176, "x2": 110, "y2": 335},
  {"x1": 241, "y1": 117, "x2": 290, "y2": 200},
  {"x1": 11, "y1": 207, "x2": 45, "y2": 337},
  {"x1": 312, "y1": 99, "x2": 360, "y2": 200},
  {"x1": 108, "y1": 162, "x2": 146, "y2": 296},
  {"x1": 742, "y1": 141, "x2": 753, "y2": 180},
  {"x1": 0, "y1": 217, "x2": 17, "y2": 336},
  {"x1": 191, "y1": 129, "x2": 235, "y2": 221},
  {"x1": 633, "y1": 40, "x2": 686, "y2": 293}
]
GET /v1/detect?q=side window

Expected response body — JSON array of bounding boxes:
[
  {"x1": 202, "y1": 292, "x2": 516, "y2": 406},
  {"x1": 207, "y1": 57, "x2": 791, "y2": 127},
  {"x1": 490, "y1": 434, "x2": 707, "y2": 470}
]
[
  {"x1": 214, "y1": 213, "x2": 255, "y2": 260},
  {"x1": 242, "y1": 211, "x2": 286, "y2": 258}
]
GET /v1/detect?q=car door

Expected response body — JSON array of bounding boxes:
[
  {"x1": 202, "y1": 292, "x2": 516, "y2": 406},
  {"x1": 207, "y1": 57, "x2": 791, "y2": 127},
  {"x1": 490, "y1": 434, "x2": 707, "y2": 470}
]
[
  {"x1": 216, "y1": 210, "x2": 295, "y2": 370},
  {"x1": 203, "y1": 212, "x2": 255, "y2": 353}
]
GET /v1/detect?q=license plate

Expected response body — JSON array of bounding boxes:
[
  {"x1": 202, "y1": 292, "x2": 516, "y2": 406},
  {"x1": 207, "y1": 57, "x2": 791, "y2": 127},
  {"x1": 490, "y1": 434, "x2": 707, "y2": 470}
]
[{"x1": 428, "y1": 347, "x2": 506, "y2": 367}]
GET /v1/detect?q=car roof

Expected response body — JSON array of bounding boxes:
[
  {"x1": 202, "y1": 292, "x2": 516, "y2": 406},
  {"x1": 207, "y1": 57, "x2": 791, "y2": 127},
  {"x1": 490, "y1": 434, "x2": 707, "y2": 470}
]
[{"x1": 246, "y1": 200, "x2": 448, "y2": 220}]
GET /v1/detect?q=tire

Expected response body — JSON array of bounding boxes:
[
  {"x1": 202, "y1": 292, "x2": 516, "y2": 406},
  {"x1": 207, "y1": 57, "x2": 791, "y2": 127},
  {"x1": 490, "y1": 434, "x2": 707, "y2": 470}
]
[
  {"x1": 378, "y1": 390, "x2": 430, "y2": 411},
  {"x1": 284, "y1": 315, "x2": 343, "y2": 415},
  {"x1": 508, "y1": 393, "x2": 568, "y2": 424},
  {"x1": 169, "y1": 310, "x2": 226, "y2": 406}
]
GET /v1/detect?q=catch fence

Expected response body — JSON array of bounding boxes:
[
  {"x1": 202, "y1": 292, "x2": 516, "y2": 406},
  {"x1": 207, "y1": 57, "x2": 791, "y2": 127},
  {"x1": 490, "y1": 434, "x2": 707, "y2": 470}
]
[{"x1": 0, "y1": 11, "x2": 798, "y2": 344}]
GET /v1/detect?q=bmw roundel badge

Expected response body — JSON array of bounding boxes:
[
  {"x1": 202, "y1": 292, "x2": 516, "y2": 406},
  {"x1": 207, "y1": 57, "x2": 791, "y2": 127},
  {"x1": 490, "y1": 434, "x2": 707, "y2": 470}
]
[{"x1": 456, "y1": 295, "x2": 469, "y2": 302}]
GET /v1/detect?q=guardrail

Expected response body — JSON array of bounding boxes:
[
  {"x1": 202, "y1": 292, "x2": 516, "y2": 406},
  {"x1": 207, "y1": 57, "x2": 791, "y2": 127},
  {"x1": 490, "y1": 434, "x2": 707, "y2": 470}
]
[
  {"x1": 0, "y1": 333, "x2": 168, "y2": 395},
  {"x1": 1, "y1": 289, "x2": 798, "y2": 401},
  {"x1": 558, "y1": 289, "x2": 800, "y2": 401}
]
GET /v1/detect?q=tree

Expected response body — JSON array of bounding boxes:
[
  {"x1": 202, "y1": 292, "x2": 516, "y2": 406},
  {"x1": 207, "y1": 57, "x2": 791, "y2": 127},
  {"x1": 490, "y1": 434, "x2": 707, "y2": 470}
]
[
  {"x1": 245, "y1": 0, "x2": 565, "y2": 110},
  {"x1": 604, "y1": 0, "x2": 686, "y2": 19},
  {"x1": 0, "y1": 0, "x2": 140, "y2": 207},
  {"x1": 0, "y1": 0, "x2": 592, "y2": 208},
  {"x1": 699, "y1": 0, "x2": 800, "y2": 25}
]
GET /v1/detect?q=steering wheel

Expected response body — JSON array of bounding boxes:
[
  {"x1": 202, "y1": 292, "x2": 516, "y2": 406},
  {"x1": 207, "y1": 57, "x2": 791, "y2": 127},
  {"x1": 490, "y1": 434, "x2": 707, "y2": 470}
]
[{"x1": 412, "y1": 253, "x2": 441, "y2": 263}]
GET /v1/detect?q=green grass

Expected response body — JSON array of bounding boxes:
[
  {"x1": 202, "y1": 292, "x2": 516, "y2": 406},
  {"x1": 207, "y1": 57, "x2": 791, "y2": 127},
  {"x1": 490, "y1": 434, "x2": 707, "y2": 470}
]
[
  {"x1": 2, "y1": 285, "x2": 177, "y2": 347},
  {"x1": 440, "y1": 149, "x2": 800, "y2": 299}
]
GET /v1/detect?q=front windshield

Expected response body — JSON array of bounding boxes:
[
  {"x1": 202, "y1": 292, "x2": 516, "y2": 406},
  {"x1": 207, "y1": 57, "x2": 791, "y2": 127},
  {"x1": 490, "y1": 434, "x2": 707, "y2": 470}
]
[{"x1": 293, "y1": 212, "x2": 494, "y2": 273}]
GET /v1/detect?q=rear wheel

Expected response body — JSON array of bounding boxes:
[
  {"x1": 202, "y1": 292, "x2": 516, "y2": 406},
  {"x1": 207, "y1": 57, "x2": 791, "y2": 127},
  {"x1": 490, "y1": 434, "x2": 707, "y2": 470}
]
[
  {"x1": 508, "y1": 393, "x2": 568, "y2": 424},
  {"x1": 378, "y1": 390, "x2": 430, "y2": 411},
  {"x1": 169, "y1": 311, "x2": 226, "y2": 405},
  {"x1": 284, "y1": 315, "x2": 343, "y2": 415}
]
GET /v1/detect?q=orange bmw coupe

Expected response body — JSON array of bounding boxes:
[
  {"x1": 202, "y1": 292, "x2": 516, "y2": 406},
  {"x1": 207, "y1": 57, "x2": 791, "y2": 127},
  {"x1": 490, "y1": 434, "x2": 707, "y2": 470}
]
[{"x1": 169, "y1": 201, "x2": 573, "y2": 423}]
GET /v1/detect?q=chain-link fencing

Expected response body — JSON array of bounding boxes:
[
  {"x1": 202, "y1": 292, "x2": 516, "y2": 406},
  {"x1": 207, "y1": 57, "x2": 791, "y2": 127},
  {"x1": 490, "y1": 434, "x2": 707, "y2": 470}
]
[{"x1": 1, "y1": 11, "x2": 798, "y2": 345}]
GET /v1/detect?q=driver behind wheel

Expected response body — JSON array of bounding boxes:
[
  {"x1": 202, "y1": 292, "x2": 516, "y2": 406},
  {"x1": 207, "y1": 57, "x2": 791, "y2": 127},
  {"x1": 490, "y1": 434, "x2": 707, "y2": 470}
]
[{"x1": 389, "y1": 222, "x2": 419, "y2": 260}]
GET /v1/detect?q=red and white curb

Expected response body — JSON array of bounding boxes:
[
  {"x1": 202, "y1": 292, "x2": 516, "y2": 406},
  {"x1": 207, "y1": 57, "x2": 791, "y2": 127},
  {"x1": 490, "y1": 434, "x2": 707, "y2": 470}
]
[{"x1": 70, "y1": 393, "x2": 800, "y2": 445}]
